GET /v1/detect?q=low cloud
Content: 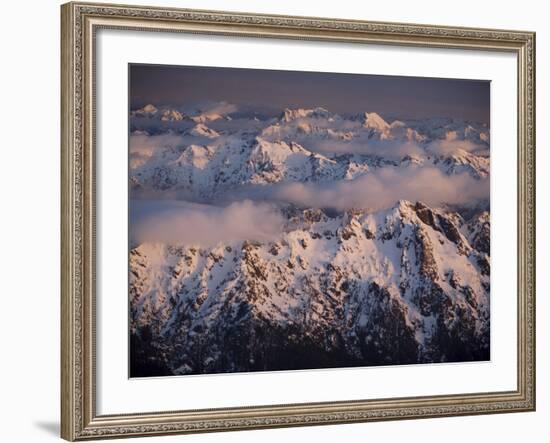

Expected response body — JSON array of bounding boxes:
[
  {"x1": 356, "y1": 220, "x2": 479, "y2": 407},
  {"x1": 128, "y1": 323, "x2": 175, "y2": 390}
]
[
  {"x1": 130, "y1": 115, "x2": 195, "y2": 134},
  {"x1": 276, "y1": 167, "x2": 488, "y2": 211},
  {"x1": 311, "y1": 138, "x2": 425, "y2": 159},
  {"x1": 225, "y1": 166, "x2": 489, "y2": 212},
  {"x1": 185, "y1": 101, "x2": 238, "y2": 121},
  {"x1": 131, "y1": 200, "x2": 284, "y2": 247},
  {"x1": 129, "y1": 134, "x2": 184, "y2": 169},
  {"x1": 202, "y1": 101, "x2": 238, "y2": 117},
  {"x1": 208, "y1": 116, "x2": 267, "y2": 133},
  {"x1": 427, "y1": 131, "x2": 489, "y2": 157},
  {"x1": 129, "y1": 133, "x2": 216, "y2": 169},
  {"x1": 427, "y1": 139, "x2": 489, "y2": 157}
]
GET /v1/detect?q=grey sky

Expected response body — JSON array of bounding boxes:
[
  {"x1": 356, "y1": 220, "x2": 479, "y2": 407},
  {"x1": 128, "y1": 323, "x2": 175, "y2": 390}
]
[{"x1": 130, "y1": 64, "x2": 490, "y2": 123}]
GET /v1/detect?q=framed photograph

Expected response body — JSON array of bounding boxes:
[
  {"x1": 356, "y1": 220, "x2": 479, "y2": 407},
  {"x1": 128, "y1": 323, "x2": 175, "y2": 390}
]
[{"x1": 61, "y1": 1, "x2": 536, "y2": 440}]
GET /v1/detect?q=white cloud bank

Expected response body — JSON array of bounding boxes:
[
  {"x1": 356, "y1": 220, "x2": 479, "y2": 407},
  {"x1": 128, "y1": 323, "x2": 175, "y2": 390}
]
[
  {"x1": 130, "y1": 166, "x2": 488, "y2": 247},
  {"x1": 129, "y1": 134, "x2": 184, "y2": 169},
  {"x1": 228, "y1": 166, "x2": 489, "y2": 212},
  {"x1": 132, "y1": 200, "x2": 284, "y2": 247},
  {"x1": 426, "y1": 130, "x2": 489, "y2": 157},
  {"x1": 279, "y1": 167, "x2": 488, "y2": 211},
  {"x1": 311, "y1": 138, "x2": 425, "y2": 159},
  {"x1": 129, "y1": 133, "x2": 220, "y2": 169}
]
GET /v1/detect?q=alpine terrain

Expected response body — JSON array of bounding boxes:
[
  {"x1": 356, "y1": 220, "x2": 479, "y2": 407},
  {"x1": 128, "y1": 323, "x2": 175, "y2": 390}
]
[{"x1": 128, "y1": 102, "x2": 490, "y2": 377}]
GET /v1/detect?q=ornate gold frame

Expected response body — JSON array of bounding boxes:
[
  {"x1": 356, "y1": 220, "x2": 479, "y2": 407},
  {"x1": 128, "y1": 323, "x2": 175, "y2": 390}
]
[{"x1": 61, "y1": 2, "x2": 536, "y2": 440}]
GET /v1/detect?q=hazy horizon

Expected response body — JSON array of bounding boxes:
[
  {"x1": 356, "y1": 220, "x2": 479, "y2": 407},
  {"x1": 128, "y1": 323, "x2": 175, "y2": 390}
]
[{"x1": 130, "y1": 64, "x2": 490, "y2": 124}]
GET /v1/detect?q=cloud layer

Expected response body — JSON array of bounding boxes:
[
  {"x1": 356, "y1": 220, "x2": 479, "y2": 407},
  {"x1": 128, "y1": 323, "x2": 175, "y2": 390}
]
[
  {"x1": 311, "y1": 138, "x2": 425, "y2": 159},
  {"x1": 129, "y1": 133, "x2": 219, "y2": 169},
  {"x1": 426, "y1": 131, "x2": 489, "y2": 157},
  {"x1": 131, "y1": 200, "x2": 284, "y2": 247},
  {"x1": 226, "y1": 166, "x2": 489, "y2": 212},
  {"x1": 130, "y1": 134, "x2": 184, "y2": 169}
]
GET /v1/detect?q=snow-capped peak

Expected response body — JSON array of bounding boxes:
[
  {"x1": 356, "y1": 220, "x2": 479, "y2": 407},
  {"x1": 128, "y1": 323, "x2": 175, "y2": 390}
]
[
  {"x1": 280, "y1": 107, "x2": 331, "y2": 122},
  {"x1": 363, "y1": 112, "x2": 390, "y2": 133},
  {"x1": 190, "y1": 123, "x2": 220, "y2": 138},
  {"x1": 161, "y1": 109, "x2": 184, "y2": 121},
  {"x1": 132, "y1": 103, "x2": 158, "y2": 117},
  {"x1": 142, "y1": 104, "x2": 157, "y2": 114}
]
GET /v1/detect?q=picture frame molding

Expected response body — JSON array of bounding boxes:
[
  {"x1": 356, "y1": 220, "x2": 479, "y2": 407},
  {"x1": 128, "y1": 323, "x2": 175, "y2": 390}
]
[{"x1": 60, "y1": 2, "x2": 536, "y2": 440}]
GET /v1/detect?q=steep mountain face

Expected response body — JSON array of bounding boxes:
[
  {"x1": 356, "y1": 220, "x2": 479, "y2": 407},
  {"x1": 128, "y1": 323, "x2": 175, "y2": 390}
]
[{"x1": 129, "y1": 105, "x2": 490, "y2": 377}]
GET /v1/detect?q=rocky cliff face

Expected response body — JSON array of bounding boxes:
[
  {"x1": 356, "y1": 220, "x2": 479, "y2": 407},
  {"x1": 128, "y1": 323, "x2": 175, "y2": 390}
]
[{"x1": 129, "y1": 105, "x2": 490, "y2": 377}]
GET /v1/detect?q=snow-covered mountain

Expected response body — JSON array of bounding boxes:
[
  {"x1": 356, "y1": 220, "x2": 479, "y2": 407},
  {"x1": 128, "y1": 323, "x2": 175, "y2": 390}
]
[
  {"x1": 129, "y1": 105, "x2": 490, "y2": 377},
  {"x1": 130, "y1": 105, "x2": 489, "y2": 198}
]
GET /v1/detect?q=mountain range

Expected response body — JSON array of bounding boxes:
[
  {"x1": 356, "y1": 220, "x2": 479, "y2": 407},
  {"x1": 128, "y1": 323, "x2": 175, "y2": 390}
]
[{"x1": 128, "y1": 103, "x2": 490, "y2": 377}]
